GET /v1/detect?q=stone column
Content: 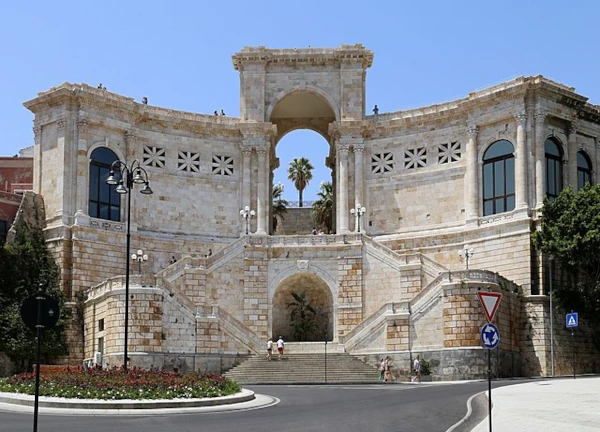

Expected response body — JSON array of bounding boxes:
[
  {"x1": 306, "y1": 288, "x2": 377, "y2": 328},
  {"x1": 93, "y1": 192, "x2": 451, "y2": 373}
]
[
  {"x1": 75, "y1": 119, "x2": 90, "y2": 215},
  {"x1": 353, "y1": 142, "x2": 364, "y2": 208},
  {"x1": 124, "y1": 131, "x2": 137, "y2": 224},
  {"x1": 55, "y1": 117, "x2": 67, "y2": 221},
  {"x1": 567, "y1": 121, "x2": 578, "y2": 190},
  {"x1": 465, "y1": 126, "x2": 479, "y2": 221},
  {"x1": 256, "y1": 145, "x2": 269, "y2": 235},
  {"x1": 336, "y1": 142, "x2": 350, "y2": 233},
  {"x1": 241, "y1": 145, "x2": 252, "y2": 234},
  {"x1": 534, "y1": 112, "x2": 547, "y2": 208},
  {"x1": 32, "y1": 124, "x2": 42, "y2": 194},
  {"x1": 515, "y1": 113, "x2": 528, "y2": 209}
]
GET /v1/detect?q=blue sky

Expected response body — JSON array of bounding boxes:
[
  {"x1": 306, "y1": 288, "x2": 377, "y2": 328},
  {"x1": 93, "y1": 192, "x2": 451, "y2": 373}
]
[{"x1": 1, "y1": 1, "x2": 598, "y2": 201}]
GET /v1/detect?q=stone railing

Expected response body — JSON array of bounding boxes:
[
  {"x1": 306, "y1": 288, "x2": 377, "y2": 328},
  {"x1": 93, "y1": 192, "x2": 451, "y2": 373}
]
[
  {"x1": 340, "y1": 302, "x2": 406, "y2": 347},
  {"x1": 196, "y1": 305, "x2": 262, "y2": 353},
  {"x1": 205, "y1": 236, "x2": 247, "y2": 268},
  {"x1": 449, "y1": 269, "x2": 520, "y2": 293},
  {"x1": 263, "y1": 233, "x2": 362, "y2": 247}
]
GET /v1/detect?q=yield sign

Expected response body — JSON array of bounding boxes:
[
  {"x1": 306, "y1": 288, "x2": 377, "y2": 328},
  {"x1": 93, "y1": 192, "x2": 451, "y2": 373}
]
[{"x1": 477, "y1": 291, "x2": 502, "y2": 322}]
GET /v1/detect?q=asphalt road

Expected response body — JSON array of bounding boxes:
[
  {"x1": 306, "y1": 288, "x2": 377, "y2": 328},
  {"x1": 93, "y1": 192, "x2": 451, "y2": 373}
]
[{"x1": 0, "y1": 381, "x2": 524, "y2": 432}]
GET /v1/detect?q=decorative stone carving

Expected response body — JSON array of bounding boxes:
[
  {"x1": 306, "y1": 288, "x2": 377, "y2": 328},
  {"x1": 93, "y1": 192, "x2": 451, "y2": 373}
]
[
  {"x1": 296, "y1": 260, "x2": 309, "y2": 271},
  {"x1": 515, "y1": 113, "x2": 527, "y2": 125},
  {"x1": 77, "y1": 119, "x2": 89, "y2": 134},
  {"x1": 467, "y1": 126, "x2": 478, "y2": 137},
  {"x1": 56, "y1": 118, "x2": 66, "y2": 131}
]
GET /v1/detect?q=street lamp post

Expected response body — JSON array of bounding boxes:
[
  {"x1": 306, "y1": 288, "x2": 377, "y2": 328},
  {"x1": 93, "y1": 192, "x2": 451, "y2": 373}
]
[
  {"x1": 459, "y1": 247, "x2": 475, "y2": 270},
  {"x1": 106, "y1": 159, "x2": 153, "y2": 371},
  {"x1": 131, "y1": 249, "x2": 148, "y2": 275},
  {"x1": 549, "y1": 255, "x2": 555, "y2": 377},
  {"x1": 350, "y1": 204, "x2": 366, "y2": 233},
  {"x1": 240, "y1": 206, "x2": 255, "y2": 235}
]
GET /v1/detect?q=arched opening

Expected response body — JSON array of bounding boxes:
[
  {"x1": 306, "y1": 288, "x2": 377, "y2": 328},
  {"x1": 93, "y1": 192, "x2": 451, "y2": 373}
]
[
  {"x1": 268, "y1": 90, "x2": 337, "y2": 235},
  {"x1": 272, "y1": 273, "x2": 333, "y2": 342}
]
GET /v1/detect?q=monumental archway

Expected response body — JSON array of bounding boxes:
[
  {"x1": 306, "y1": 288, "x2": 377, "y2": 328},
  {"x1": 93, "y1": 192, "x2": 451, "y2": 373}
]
[{"x1": 272, "y1": 273, "x2": 334, "y2": 342}]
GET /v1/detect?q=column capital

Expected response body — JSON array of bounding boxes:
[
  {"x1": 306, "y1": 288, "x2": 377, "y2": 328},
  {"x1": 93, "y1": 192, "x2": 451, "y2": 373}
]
[
  {"x1": 337, "y1": 143, "x2": 350, "y2": 155},
  {"x1": 77, "y1": 119, "x2": 89, "y2": 135},
  {"x1": 467, "y1": 125, "x2": 478, "y2": 138},
  {"x1": 353, "y1": 143, "x2": 365, "y2": 154},
  {"x1": 256, "y1": 146, "x2": 268, "y2": 156},
  {"x1": 568, "y1": 120, "x2": 578, "y2": 136},
  {"x1": 33, "y1": 125, "x2": 41, "y2": 138},
  {"x1": 125, "y1": 130, "x2": 136, "y2": 142},
  {"x1": 515, "y1": 112, "x2": 528, "y2": 125},
  {"x1": 535, "y1": 111, "x2": 547, "y2": 123},
  {"x1": 57, "y1": 117, "x2": 67, "y2": 132},
  {"x1": 241, "y1": 145, "x2": 253, "y2": 156}
]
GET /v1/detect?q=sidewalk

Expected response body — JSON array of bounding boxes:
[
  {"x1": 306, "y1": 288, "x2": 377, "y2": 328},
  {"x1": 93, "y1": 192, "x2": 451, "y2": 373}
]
[{"x1": 470, "y1": 377, "x2": 600, "y2": 431}]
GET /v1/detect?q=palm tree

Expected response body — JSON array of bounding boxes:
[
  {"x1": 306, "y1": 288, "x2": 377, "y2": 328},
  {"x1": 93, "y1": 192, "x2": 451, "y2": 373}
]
[
  {"x1": 312, "y1": 181, "x2": 333, "y2": 233},
  {"x1": 287, "y1": 157, "x2": 314, "y2": 207},
  {"x1": 272, "y1": 182, "x2": 288, "y2": 233},
  {"x1": 287, "y1": 291, "x2": 318, "y2": 341}
]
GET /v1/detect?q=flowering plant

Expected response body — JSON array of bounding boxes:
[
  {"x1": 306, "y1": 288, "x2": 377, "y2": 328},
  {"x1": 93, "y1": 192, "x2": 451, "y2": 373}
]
[{"x1": 0, "y1": 366, "x2": 240, "y2": 400}]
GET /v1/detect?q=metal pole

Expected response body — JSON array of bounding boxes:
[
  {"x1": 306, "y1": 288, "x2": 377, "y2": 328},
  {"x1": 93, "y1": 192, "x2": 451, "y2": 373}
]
[
  {"x1": 488, "y1": 348, "x2": 492, "y2": 432},
  {"x1": 124, "y1": 173, "x2": 132, "y2": 371},
  {"x1": 357, "y1": 214, "x2": 361, "y2": 233},
  {"x1": 549, "y1": 258, "x2": 555, "y2": 377},
  {"x1": 572, "y1": 327, "x2": 576, "y2": 379},
  {"x1": 324, "y1": 340, "x2": 327, "y2": 383},
  {"x1": 33, "y1": 286, "x2": 44, "y2": 432}
]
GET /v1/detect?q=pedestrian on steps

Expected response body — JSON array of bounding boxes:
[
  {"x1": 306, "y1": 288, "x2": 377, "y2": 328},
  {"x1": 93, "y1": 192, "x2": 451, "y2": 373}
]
[
  {"x1": 277, "y1": 336, "x2": 285, "y2": 360},
  {"x1": 266, "y1": 337, "x2": 273, "y2": 361},
  {"x1": 378, "y1": 358, "x2": 385, "y2": 381}
]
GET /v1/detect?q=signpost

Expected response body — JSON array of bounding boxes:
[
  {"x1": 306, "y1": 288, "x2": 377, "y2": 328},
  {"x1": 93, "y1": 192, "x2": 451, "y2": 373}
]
[
  {"x1": 20, "y1": 285, "x2": 61, "y2": 432},
  {"x1": 478, "y1": 290, "x2": 502, "y2": 432},
  {"x1": 566, "y1": 312, "x2": 578, "y2": 379}
]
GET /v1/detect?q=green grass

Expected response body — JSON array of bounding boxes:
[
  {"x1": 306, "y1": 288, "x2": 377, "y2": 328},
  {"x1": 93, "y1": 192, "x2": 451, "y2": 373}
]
[{"x1": 0, "y1": 366, "x2": 241, "y2": 400}]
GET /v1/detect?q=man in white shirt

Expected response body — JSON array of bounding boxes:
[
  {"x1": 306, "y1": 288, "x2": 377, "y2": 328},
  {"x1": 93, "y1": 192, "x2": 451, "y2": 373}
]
[
  {"x1": 413, "y1": 355, "x2": 421, "y2": 383},
  {"x1": 277, "y1": 336, "x2": 285, "y2": 360},
  {"x1": 266, "y1": 338, "x2": 273, "y2": 361}
]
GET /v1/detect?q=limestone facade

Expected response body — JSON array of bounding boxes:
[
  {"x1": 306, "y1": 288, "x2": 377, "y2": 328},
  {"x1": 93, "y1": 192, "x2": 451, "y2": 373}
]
[{"x1": 23, "y1": 44, "x2": 600, "y2": 378}]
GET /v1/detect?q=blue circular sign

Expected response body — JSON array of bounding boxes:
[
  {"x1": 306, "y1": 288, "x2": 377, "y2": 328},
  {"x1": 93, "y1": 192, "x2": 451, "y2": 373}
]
[{"x1": 480, "y1": 323, "x2": 500, "y2": 350}]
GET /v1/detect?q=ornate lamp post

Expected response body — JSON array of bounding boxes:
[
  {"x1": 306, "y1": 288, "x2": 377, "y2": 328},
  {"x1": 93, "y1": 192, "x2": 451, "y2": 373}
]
[
  {"x1": 459, "y1": 247, "x2": 475, "y2": 270},
  {"x1": 350, "y1": 204, "x2": 366, "y2": 233},
  {"x1": 106, "y1": 159, "x2": 153, "y2": 370},
  {"x1": 131, "y1": 249, "x2": 148, "y2": 275},
  {"x1": 240, "y1": 205, "x2": 255, "y2": 235}
]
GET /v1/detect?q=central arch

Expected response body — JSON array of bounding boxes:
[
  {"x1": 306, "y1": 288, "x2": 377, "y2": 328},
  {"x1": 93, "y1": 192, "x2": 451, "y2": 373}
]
[
  {"x1": 268, "y1": 88, "x2": 338, "y2": 234},
  {"x1": 271, "y1": 273, "x2": 334, "y2": 342}
]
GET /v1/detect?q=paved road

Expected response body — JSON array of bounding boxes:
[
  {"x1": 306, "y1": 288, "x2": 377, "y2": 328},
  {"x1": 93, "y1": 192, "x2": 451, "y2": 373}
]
[{"x1": 0, "y1": 381, "x2": 522, "y2": 432}]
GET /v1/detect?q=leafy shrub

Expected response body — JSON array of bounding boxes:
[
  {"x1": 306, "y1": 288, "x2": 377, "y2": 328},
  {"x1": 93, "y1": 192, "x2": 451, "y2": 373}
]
[{"x1": 0, "y1": 366, "x2": 241, "y2": 400}]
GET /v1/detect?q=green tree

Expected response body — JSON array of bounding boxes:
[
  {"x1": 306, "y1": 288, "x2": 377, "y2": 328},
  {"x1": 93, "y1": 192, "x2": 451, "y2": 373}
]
[
  {"x1": 533, "y1": 184, "x2": 600, "y2": 349},
  {"x1": 272, "y1": 182, "x2": 288, "y2": 233},
  {"x1": 287, "y1": 291, "x2": 317, "y2": 341},
  {"x1": 0, "y1": 218, "x2": 70, "y2": 372},
  {"x1": 287, "y1": 157, "x2": 314, "y2": 207},
  {"x1": 312, "y1": 181, "x2": 333, "y2": 233}
]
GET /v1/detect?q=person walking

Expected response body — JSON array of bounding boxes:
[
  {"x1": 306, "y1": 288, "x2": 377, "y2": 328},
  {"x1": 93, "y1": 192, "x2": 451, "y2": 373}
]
[
  {"x1": 378, "y1": 358, "x2": 385, "y2": 381},
  {"x1": 266, "y1": 337, "x2": 273, "y2": 361},
  {"x1": 413, "y1": 355, "x2": 421, "y2": 383},
  {"x1": 277, "y1": 336, "x2": 285, "y2": 360},
  {"x1": 384, "y1": 356, "x2": 393, "y2": 382}
]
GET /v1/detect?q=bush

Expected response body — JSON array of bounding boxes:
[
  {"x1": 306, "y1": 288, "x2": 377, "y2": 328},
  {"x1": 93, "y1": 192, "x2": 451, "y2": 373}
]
[
  {"x1": 0, "y1": 366, "x2": 241, "y2": 400},
  {"x1": 420, "y1": 358, "x2": 432, "y2": 376}
]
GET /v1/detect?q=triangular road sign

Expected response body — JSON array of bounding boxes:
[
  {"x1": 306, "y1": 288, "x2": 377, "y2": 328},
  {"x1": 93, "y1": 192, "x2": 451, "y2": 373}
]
[{"x1": 477, "y1": 291, "x2": 503, "y2": 322}]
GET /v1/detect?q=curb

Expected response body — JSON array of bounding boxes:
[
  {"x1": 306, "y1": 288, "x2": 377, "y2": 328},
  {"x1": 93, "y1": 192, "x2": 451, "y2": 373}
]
[{"x1": 0, "y1": 388, "x2": 255, "y2": 410}]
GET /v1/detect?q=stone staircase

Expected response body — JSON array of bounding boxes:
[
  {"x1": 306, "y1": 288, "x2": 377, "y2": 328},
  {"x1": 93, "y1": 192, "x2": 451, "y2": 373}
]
[{"x1": 224, "y1": 351, "x2": 380, "y2": 384}]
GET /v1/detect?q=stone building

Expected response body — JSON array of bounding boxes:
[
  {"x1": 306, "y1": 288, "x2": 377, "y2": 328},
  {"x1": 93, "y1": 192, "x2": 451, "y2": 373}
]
[
  {"x1": 0, "y1": 151, "x2": 33, "y2": 243},
  {"x1": 21, "y1": 44, "x2": 600, "y2": 378}
]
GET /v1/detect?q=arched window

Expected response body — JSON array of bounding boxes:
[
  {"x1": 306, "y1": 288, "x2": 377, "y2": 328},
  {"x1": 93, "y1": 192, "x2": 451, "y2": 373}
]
[
  {"x1": 89, "y1": 147, "x2": 120, "y2": 221},
  {"x1": 483, "y1": 140, "x2": 515, "y2": 216},
  {"x1": 577, "y1": 151, "x2": 592, "y2": 191},
  {"x1": 545, "y1": 138, "x2": 563, "y2": 200}
]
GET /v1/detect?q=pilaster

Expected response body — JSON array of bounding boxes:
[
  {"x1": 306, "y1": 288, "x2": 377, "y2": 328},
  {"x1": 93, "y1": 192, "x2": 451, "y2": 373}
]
[
  {"x1": 255, "y1": 146, "x2": 269, "y2": 235},
  {"x1": 515, "y1": 113, "x2": 528, "y2": 209},
  {"x1": 567, "y1": 121, "x2": 578, "y2": 190},
  {"x1": 75, "y1": 119, "x2": 90, "y2": 215},
  {"x1": 465, "y1": 126, "x2": 479, "y2": 222},
  {"x1": 336, "y1": 141, "x2": 350, "y2": 233},
  {"x1": 353, "y1": 142, "x2": 364, "y2": 232},
  {"x1": 534, "y1": 112, "x2": 547, "y2": 208}
]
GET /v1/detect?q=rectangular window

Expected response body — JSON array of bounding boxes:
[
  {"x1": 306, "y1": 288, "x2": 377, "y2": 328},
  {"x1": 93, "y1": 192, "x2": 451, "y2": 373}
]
[
  {"x1": 483, "y1": 164, "x2": 494, "y2": 199},
  {"x1": 494, "y1": 161, "x2": 505, "y2": 195},
  {"x1": 505, "y1": 158, "x2": 515, "y2": 194},
  {"x1": 99, "y1": 319, "x2": 104, "y2": 332}
]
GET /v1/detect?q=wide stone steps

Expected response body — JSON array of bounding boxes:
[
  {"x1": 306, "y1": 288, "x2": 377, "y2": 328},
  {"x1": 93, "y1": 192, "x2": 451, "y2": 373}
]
[{"x1": 224, "y1": 352, "x2": 380, "y2": 384}]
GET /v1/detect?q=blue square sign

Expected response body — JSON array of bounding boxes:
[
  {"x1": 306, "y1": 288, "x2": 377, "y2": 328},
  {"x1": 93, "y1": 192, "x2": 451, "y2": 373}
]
[{"x1": 566, "y1": 312, "x2": 578, "y2": 328}]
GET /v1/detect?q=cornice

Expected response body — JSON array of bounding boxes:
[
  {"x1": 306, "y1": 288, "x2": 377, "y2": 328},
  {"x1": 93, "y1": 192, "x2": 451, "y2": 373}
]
[{"x1": 232, "y1": 44, "x2": 374, "y2": 71}]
